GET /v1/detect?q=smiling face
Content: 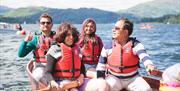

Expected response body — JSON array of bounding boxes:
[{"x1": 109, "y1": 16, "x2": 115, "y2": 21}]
[
  {"x1": 64, "y1": 31, "x2": 74, "y2": 46},
  {"x1": 54, "y1": 22, "x2": 79, "y2": 47},
  {"x1": 112, "y1": 20, "x2": 128, "y2": 41},
  {"x1": 84, "y1": 22, "x2": 95, "y2": 35},
  {"x1": 39, "y1": 17, "x2": 53, "y2": 34}
]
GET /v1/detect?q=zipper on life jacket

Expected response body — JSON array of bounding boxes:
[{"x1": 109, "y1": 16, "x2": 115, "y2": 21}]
[
  {"x1": 71, "y1": 50, "x2": 75, "y2": 78},
  {"x1": 120, "y1": 47, "x2": 123, "y2": 73},
  {"x1": 92, "y1": 41, "x2": 95, "y2": 62}
]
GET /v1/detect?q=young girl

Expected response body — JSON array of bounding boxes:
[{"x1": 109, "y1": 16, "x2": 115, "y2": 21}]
[
  {"x1": 78, "y1": 18, "x2": 103, "y2": 78},
  {"x1": 45, "y1": 22, "x2": 84, "y2": 91}
]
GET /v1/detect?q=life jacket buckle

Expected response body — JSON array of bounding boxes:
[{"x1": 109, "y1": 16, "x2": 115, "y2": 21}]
[
  {"x1": 70, "y1": 69, "x2": 75, "y2": 72},
  {"x1": 119, "y1": 66, "x2": 125, "y2": 69}
]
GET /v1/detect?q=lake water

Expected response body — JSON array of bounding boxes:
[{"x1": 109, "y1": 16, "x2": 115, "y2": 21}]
[{"x1": 0, "y1": 23, "x2": 180, "y2": 91}]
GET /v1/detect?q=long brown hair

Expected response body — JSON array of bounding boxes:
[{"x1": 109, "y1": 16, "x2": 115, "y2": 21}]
[
  {"x1": 81, "y1": 18, "x2": 96, "y2": 36},
  {"x1": 79, "y1": 18, "x2": 98, "y2": 47},
  {"x1": 54, "y1": 22, "x2": 79, "y2": 44}
]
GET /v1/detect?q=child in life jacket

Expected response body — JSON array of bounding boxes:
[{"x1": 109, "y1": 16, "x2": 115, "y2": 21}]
[
  {"x1": 45, "y1": 22, "x2": 108, "y2": 91},
  {"x1": 45, "y1": 22, "x2": 86, "y2": 91},
  {"x1": 78, "y1": 18, "x2": 103, "y2": 78}
]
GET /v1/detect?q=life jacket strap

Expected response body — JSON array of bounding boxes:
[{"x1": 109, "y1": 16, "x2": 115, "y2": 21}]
[
  {"x1": 108, "y1": 63, "x2": 139, "y2": 69},
  {"x1": 35, "y1": 56, "x2": 45, "y2": 59},
  {"x1": 83, "y1": 55, "x2": 94, "y2": 58},
  {"x1": 54, "y1": 77, "x2": 78, "y2": 81},
  {"x1": 109, "y1": 71, "x2": 139, "y2": 79},
  {"x1": 54, "y1": 69, "x2": 80, "y2": 72}
]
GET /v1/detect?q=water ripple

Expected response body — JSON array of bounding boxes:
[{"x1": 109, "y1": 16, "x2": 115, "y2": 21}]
[{"x1": 0, "y1": 24, "x2": 180, "y2": 90}]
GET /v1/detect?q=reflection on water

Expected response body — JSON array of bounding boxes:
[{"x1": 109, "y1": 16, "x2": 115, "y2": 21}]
[{"x1": 0, "y1": 23, "x2": 180, "y2": 90}]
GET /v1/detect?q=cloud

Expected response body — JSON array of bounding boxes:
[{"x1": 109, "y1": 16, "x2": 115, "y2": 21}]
[{"x1": 0, "y1": 0, "x2": 154, "y2": 11}]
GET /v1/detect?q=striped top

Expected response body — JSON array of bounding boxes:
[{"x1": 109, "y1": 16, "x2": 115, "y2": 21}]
[{"x1": 96, "y1": 38, "x2": 154, "y2": 76}]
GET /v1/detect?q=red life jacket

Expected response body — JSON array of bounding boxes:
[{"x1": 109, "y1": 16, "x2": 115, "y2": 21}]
[
  {"x1": 107, "y1": 40, "x2": 139, "y2": 73},
  {"x1": 34, "y1": 34, "x2": 54, "y2": 63},
  {"x1": 81, "y1": 35, "x2": 102, "y2": 64},
  {"x1": 53, "y1": 43, "x2": 81, "y2": 78}
]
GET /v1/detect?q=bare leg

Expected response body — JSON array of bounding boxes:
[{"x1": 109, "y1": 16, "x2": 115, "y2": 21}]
[
  {"x1": 86, "y1": 68, "x2": 97, "y2": 78},
  {"x1": 84, "y1": 78, "x2": 109, "y2": 91}
]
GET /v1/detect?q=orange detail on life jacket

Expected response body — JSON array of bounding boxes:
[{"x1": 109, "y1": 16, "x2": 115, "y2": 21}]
[
  {"x1": 81, "y1": 36, "x2": 102, "y2": 64},
  {"x1": 34, "y1": 35, "x2": 54, "y2": 63},
  {"x1": 53, "y1": 43, "x2": 81, "y2": 78},
  {"x1": 107, "y1": 40, "x2": 139, "y2": 73}
]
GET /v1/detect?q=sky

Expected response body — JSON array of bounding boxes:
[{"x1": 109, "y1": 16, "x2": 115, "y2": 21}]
[{"x1": 0, "y1": 0, "x2": 154, "y2": 12}]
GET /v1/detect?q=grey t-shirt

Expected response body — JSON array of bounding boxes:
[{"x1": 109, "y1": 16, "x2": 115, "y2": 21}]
[
  {"x1": 45, "y1": 44, "x2": 85, "y2": 83},
  {"x1": 46, "y1": 44, "x2": 61, "y2": 59}
]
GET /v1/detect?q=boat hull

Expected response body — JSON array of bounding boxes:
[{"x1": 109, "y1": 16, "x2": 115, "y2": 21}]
[
  {"x1": 27, "y1": 60, "x2": 177, "y2": 91},
  {"x1": 26, "y1": 60, "x2": 47, "y2": 90}
]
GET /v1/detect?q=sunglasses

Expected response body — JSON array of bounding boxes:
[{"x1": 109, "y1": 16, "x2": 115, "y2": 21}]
[
  {"x1": 40, "y1": 21, "x2": 51, "y2": 25},
  {"x1": 113, "y1": 26, "x2": 123, "y2": 31}
]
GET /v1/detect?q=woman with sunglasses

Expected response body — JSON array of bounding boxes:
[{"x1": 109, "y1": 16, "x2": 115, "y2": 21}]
[{"x1": 17, "y1": 13, "x2": 55, "y2": 90}]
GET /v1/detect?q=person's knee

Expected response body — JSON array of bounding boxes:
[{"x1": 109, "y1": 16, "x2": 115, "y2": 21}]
[
  {"x1": 129, "y1": 87, "x2": 152, "y2": 91},
  {"x1": 85, "y1": 78, "x2": 109, "y2": 91},
  {"x1": 92, "y1": 78, "x2": 109, "y2": 91},
  {"x1": 136, "y1": 85, "x2": 152, "y2": 91},
  {"x1": 86, "y1": 68, "x2": 96, "y2": 78},
  {"x1": 97, "y1": 78, "x2": 108, "y2": 87}
]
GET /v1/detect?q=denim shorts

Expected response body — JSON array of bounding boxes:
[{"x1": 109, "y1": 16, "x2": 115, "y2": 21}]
[{"x1": 84, "y1": 64, "x2": 97, "y2": 70}]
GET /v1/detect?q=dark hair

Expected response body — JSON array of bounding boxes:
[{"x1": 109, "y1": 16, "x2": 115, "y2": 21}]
[
  {"x1": 54, "y1": 22, "x2": 79, "y2": 44},
  {"x1": 118, "y1": 17, "x2": 133, "y2": 36},
  {"x1": 39, "y1": 13, "x2": 53, "y2": 23}
]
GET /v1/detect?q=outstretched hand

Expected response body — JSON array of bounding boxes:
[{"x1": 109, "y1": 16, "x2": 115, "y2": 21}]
[
  {"x1": 14, "y1": 24, "x2": 23, "y2": 31},
  {"x1": 24, "y1": 32, "x2": 33, "y2": 41},
  {"x1": 146, "y1": 64, "x2": 156, "y2": 74},
  {"x1": 14, "y1": 24, "x2": 27, "y2": 35},
  {"x1": 60, "y1": 80, "x2": 79, "y2": 90},
  {"x1": 146, "y1": 64, "x2": 163, "y2": 77},
  {"x1": 50, "y1": 80, "x2": 64, "y2": 91}
]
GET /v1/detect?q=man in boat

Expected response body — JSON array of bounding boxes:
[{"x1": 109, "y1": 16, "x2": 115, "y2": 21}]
[
  {"x1": 96, "y1": 17, "x2": 157, "y2": 91},
  {"x1": 17, "y1": 13, "x2": 55, "y2": 89},
  {"x1": 78, "y1": 18, "x2": 103, "y2": 78},
  {"x1": 45, "y1": 22, "x2": 108, "y2": 91}
]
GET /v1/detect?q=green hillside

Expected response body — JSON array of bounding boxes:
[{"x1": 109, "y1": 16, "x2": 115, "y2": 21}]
[
  {"x1": 1, "y1": 6, "x2": 50, "y2": 17},
  {"x1": 0, "y1": 4, "x2": 179, "y2": 24},
  {"x1": 118, "y1": 0, "x2": 180, "y2": 18},
  {"x1": 141, "y1": 13, "x2": 180, "y2": 24},
  {"x1": 0, "y1": 7, "x2": 121, "y2": 24}
]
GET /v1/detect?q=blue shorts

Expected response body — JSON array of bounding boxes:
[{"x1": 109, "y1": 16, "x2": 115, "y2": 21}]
[{"x1": 84, "y1": 64, "x2": 97, "y2": 70}]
